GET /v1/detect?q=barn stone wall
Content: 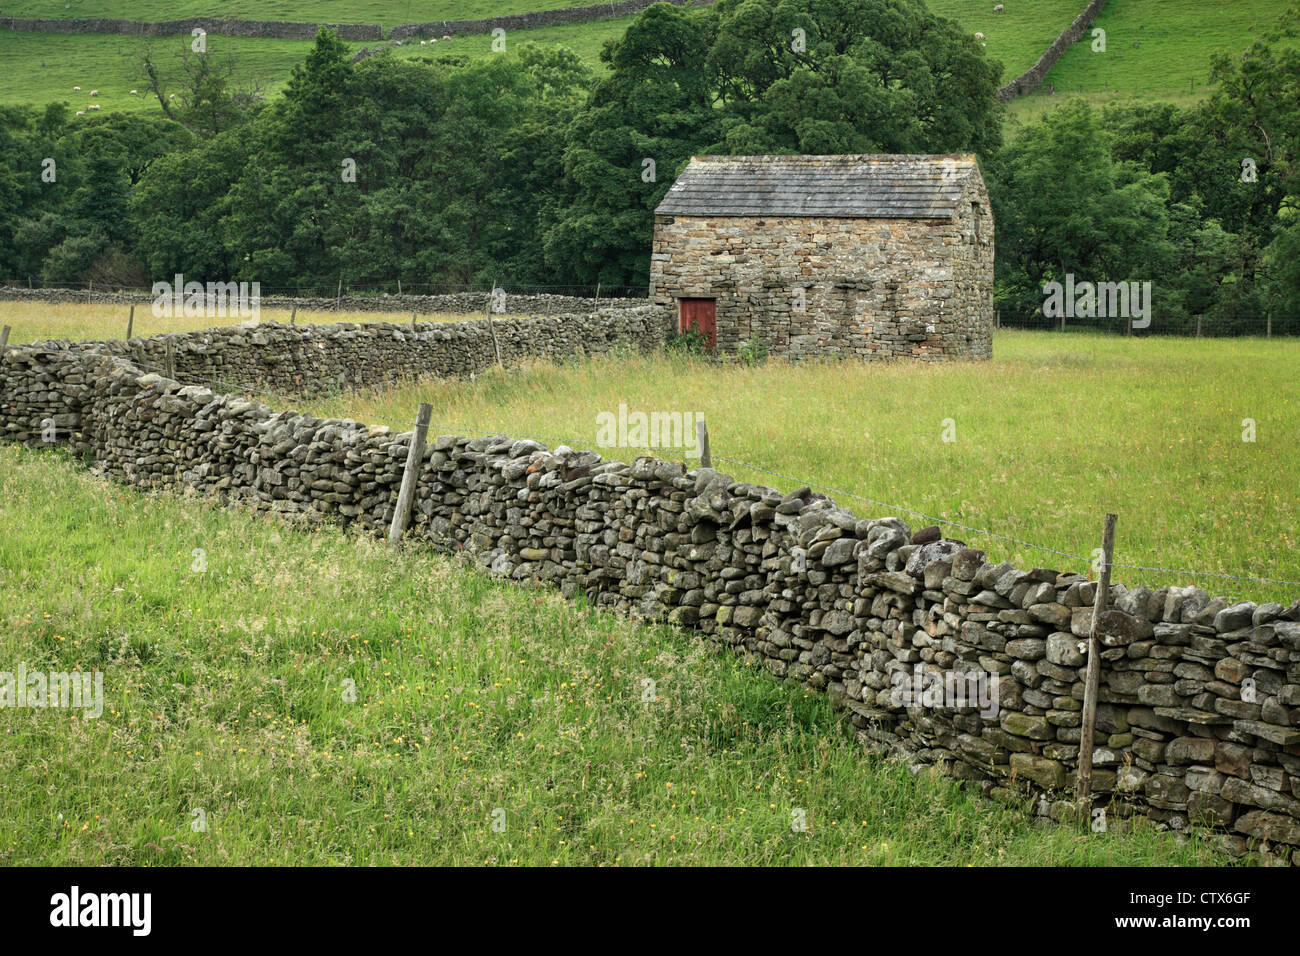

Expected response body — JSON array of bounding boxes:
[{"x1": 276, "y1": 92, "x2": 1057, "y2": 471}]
[
  {"x1": 649, "y1": 183, "x2": 993, "y2": 361},
  {"x1": 2, "y1": 331, "x2": 1299, "y2": 861}
]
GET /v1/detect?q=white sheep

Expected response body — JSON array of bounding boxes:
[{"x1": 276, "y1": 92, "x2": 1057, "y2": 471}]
[
  {"x1": 73, "y1": 85, "x2": 81, "y2": 91},
  {"x1": 89, "y1": 89, "x2": 98, "y2": 96},
  {"x1": 75, "y1": 110, "x2": 85, "y2": 115},
  {"x1": 994, "y1": 3, "x2": 1004, "y2": 11},
  {"x1": 169, "y1": 93, "x2": 176, "y2": 99},
  {"x1": 441, "y1": 34, "x2": 451, "y2": 40},
  {"x1": 129, "y1": 89, "x2": 138, "y2": 95},
  {"x1": 420, "y1": 39, "x2": 426, "y2": 45},
  {"x1": 88, "y1": 104, "x2": 100, "y2": 110},
  {"x1": 974, "y1": 32, "x2": 985, "y2": 39}
]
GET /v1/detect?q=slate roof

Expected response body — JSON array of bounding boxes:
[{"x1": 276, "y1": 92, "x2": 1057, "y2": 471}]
[{"x1": 654, "y1": 154, "x2": 982, "y2": 220}]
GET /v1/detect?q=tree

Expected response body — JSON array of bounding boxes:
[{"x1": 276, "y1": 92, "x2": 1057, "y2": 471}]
[
  {"x1": 544, "y1": 3, "x2": 720, "y2": 286},
  {"x1": 990, "y1": 102, "x2": 1172, "y2": 323},
  {"x1": 708, "y1": 0, "x2": 1003, "y2": 155},
  {"x1": 547, "y1": 0, "x2": 1003, "y2": 286},
  {"x1": 138, "y1": 41, "x2": 263, "y2": 136}
]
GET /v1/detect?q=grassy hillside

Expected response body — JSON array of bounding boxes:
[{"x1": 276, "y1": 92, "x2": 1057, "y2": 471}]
[
  {"x1": 0, "y1": 18, "x2": 634, "y2": 114},
  {"x1": 4, "y1": 0, "x2": 1293, "y2": 117},
  {"x1": 0, "y1": 31, "x2": 328, "y2": 115},
  {"x1": 270, "y1": 331, "x2": 1300, "y2": 607},
  {"x1": 0, "y1": 441, "x2": 1236, "y2": 866},
  {"x1": 926, "y1": 0, "x2": 1081, "y2": 84},
  {"x1": 1006, "y1": 0, "x2": 1295, "y2": 125}
]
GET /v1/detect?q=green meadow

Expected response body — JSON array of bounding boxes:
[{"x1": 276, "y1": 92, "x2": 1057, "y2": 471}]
[
  {"x1": 0, "y1": 441, "x2": 1236, "y2": 865},
  {"x1": 4, "y1": 0, "x2": 1292, "y2": 117},
  {"x1": 286, "y1": 331, "x2": 1300, "y2": 607}
]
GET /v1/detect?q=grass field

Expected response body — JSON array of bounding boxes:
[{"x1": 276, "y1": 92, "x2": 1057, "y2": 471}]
[
  {"x1": 4, "y1": 0, "x2": 1293, "y2": 118},
  {"x1": 0, "y1": 300, "x2": 483, "y2": 344},
  {"x1": 267, "y1": 331, "x2": 1300, "y2": 607},
  {"x1": 0, "y1": 442, "x2": 1235, "y2": 865},
  {"x1": 0, "y1": 19, "x2": 636, "y2": 114},
  {"x1": 0, "y1": 32, "x2": 342, "y2": 115},
  {"x1": 1005, "y1": 0, "x2": 1296, "y2": 127},
  {"x1": 0, "y1": 0, "x2": 593, "y2": 24},
  {"x1": 10, "y1": 303, "x2": 1297, "y2": 605}
]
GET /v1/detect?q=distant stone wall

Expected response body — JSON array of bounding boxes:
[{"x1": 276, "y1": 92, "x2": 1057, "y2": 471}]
[
  {"x1": 0, "y1": 16, "x2": 381, "y2": 40},
  {"x1": 3, "y1": 335, "x2": 1299, "y2": 860},
  {"x1": 390, "y1": 0, "x2": 706, "y2": 39},
  {"x1": 26, "y1": 306, "x2": 668, "y2": 394},
  {"x1": 0, "y1": 286, "x2": 646, "y2": 316},
  {"x1": 0, "y1": 0, "x2": 711, "y2": 42},
  {"x1": 997, "y1": 0, "x2": 1108, "y2": 102},
  {"x1": 649, "y1": 179, "x2": 994, "y2": 361}
]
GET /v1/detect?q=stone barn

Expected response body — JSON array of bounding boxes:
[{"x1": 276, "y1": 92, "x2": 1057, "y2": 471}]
[{"x1": 649, "y1": 154, "x2": 994, "y2": 360}]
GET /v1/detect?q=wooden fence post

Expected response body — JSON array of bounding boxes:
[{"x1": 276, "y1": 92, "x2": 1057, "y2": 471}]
[
  {"x1": 412, "y1": 312, "x2": 418, "y2": 330},
  {"x1": 164, "y1": 342, "x2": 175, "y2": 379},
  {"x1": 290, "y1": 305, "x2": 297, "y2": 326},
  {"x1": 336, "y1": 278, "x2": 342, "y2": 311},
  {"x1": 1267, "y1": 313, "x2": 1273, "y2": 338},
  {"x1": 1076, "y1": 512, "x2": 1117, "y2": 822},
  {"x1": 484, "y1": 290, "x2": 503, "y2": 367},
  {"x1": 1196, "y1": 315, "x2": 1203, "y2": 338},
  {"x1": 388, "y1": 403, "x2": 433, "y2": 546},
  {"x1": 696, "y1": 416, "x2": 711, "y2": 469},
  {"x1": 126, "y1": 305, "x2": 135, "y2": 340},
  {"x1": 397, "y1": 278, "x2": 402, "y2": 296},
  {"x1": 0, "y1": 325, "x2": 10, "y2": 348}
]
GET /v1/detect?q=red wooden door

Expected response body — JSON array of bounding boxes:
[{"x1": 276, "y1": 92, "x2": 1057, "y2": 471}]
[{"x1": 679, "y1": 298, "x2": 716, "y2": 348}]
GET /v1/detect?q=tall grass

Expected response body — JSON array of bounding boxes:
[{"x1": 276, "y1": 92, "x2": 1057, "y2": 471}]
[
  {"x1": 0, "y1": 300, "x2": 481, "y2": 344},
  {"x1": 0, "y1": 444, "x2": 1235, "y2": 865},
  {"x1": 292, "y1": 331, "x2": 1300, "y2": 605}
]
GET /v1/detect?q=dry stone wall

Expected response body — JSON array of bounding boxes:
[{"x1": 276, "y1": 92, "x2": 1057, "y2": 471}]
[
  {"x1": 0, "y1": 16, "x2": 381, "y2": 40},
  {"x1": 996, "y1": 0, "x2": 1109, "y2": 102},
  {"x1": 0, "y1": 287, "x2": 644, "y2": 316},
  {"x1": 23, "y1": 306, "x2": 667, "y2": 394},
  {"x1": 1, "y1": 0, "x2": 710, "y2": 42},
  {"x1": 3, "y1": 326, "x2": 1299, "y2": 860},
  {"x1": 391, "y1": 0, "x2": 707, "y2": 39}
]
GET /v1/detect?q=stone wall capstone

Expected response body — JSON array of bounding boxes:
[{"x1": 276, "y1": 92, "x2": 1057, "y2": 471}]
[{"x1": 2, "y1": 322, "x2": 1299, "y2": 861}]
